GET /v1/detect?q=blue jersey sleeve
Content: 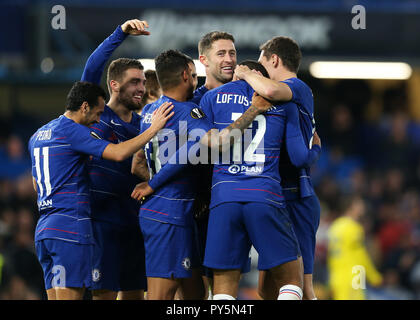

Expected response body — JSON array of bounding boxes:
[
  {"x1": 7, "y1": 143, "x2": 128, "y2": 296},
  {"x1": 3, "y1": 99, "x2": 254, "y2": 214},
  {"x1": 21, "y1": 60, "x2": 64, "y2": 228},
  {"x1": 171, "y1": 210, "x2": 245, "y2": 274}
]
[
  {"x1": 81, "y1": 25, "x2": 127, "y2": 84},
  {"x1": 285, "y1": 105, "x2": 321, "y2": 168},
  {"x1": 282, "y1": 78, "x2": 311, "y2": 106},
  {"x1": 148, "y1": 116, "x2": 212, "y2": 191},
  {"x1": 67, "y1": 123, "x2": 110, "y2": 159}
]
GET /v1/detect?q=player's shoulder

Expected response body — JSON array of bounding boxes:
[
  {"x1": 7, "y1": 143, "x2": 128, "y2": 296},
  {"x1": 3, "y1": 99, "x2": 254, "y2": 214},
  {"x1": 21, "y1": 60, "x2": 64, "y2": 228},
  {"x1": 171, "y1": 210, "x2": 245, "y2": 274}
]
[
  {"x1": 191, "y1": 85, "x2": 209, "y2": 104},
  {"x1": 284, "y1": 77, "x2": 312, "y2": 95}
]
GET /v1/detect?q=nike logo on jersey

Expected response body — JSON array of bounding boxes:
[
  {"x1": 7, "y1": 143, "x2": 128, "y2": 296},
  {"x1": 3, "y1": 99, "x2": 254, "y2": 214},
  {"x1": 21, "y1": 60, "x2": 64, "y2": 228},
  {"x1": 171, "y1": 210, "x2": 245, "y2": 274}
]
[{"x1": 110, "y1": 119, "x2": 122, "y2": 126}]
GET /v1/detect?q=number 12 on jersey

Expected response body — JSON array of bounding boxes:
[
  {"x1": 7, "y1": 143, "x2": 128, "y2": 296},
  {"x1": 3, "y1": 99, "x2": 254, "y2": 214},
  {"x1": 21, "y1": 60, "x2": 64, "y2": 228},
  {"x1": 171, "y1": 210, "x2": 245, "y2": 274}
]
[{"x1": 231, "y1": 113, "x2": 266, "y2": 163}]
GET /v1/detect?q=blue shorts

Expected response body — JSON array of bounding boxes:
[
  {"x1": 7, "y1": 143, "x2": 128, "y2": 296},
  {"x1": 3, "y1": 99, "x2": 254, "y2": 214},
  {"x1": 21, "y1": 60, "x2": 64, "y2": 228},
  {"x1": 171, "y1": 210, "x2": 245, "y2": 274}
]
[
  {"x1": 204, "y1": 202, "x2": 300, "y2": 271},
  {"x1": 194, "y1": 215, "x2": 251, "y2": 278},
  {"x1": 139, "y1": 216, "x2": 200, "y2": 279},
  {"x1": 287, "y1": 195, "x2": 320, "y2": 274},
  {"x1": 35, "y1": 239, "x2": 93, "y2": 290},
  {"x1": 91, "y1": 219, "x2": 147, "y2": 291}
]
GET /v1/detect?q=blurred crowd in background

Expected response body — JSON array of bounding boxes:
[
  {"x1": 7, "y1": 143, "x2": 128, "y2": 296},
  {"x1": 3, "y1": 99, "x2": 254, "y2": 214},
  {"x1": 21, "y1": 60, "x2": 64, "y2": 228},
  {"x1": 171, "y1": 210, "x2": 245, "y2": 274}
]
[{"x1": 1, "y1": 75, "x2": 419, "y2": 300}]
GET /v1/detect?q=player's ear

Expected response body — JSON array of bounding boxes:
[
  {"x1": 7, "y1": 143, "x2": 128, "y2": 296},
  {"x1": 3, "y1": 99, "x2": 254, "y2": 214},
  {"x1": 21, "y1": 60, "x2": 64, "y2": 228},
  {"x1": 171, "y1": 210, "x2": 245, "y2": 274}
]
[
  {"x1": 80, "y1": 101, "x2": 90, "y2": 113},
  {"x1": 199, "y1": 55, "x2": 208, "y2": 68},
  {"x1": 272, "y1": 54, "x2": 280, "y2": 68},
  {"x1": 109, "y1": 79, "x2": 120, "y2": 93},
  {"x1": 182, "y1": 69, "x2": 189, "y2": 82}
]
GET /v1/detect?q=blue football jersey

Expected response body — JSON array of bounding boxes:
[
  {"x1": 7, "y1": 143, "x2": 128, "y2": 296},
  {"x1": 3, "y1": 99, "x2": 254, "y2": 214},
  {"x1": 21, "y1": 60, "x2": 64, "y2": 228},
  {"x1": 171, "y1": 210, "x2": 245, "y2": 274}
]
[
  {"x1": 190, "y1": 85, "x2": 209, "y2": 105},
  {"x1": 200, "y1": 80, "x2": 287, "y2": 209},
  {"x1": 28, "y1": 115, "x2": 110, "y2": 243},
  {"x1": 140, "y1": 95, "x2": 212, "y2": 226},
  {"x1": 88, "y1": 105, "x2": 142, "y2": 226},
  {"x1": 279, "y1": 77, "x2": 317, "y2": 199}
]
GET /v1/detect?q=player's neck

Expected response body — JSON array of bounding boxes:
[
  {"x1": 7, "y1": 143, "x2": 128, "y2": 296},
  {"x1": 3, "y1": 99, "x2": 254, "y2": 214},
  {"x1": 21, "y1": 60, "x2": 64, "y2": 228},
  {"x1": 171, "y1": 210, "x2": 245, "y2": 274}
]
[
  {"x1": 107, "y1": 96, "x2": 133, "y2": 123},
  {"x1": 163, "y1": 86, "x2": 189, "y2": 102},
  {"x1": 64, "y1": 110, "x2": 84, "y2": 126},
  {"x1": 204, "y1": 76, "x2": 225, "y2": 90},
  {"x1": 273, "y1": 70, "x2": 297, "y2": 82}
]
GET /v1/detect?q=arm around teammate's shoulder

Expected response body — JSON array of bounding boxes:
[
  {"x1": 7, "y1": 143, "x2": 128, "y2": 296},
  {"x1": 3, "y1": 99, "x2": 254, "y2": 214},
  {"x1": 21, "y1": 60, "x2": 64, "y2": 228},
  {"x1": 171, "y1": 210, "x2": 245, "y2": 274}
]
[{"x1": 102, "y1": 102, "x2": 174, "y2": 162}]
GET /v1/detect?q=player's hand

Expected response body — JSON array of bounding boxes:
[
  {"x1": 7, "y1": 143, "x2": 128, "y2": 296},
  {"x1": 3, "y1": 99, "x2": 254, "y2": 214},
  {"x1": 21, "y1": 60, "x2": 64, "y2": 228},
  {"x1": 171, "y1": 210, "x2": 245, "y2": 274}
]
[
  {"x1": 150, "y1": 102, "x2": 174, "y2": 133},
  {"x1": 251, "y1": 92, "x2": 272, "y2": 114},
  {"x1": 312, "y1": 131, "x2": 321, "y2": 148},
  {"x1": 131, "y1": 182, "x2": 154, "y2": 202},
  {"x1": 234, "y1": 65, "x2": 252, "y2": 79},
  {"x1": 121, "y1": 19, "x2": 150, "y2": 36}
]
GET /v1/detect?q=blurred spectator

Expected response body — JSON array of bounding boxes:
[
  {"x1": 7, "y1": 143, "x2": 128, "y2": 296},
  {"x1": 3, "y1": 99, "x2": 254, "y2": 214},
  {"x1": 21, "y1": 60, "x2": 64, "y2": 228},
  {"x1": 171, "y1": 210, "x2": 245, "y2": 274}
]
[
  {"x1": 0, "y1": 135, "x2": 31, "y2": 180},
  {"x1": 327, "y1": 196, "x2": 383, "y2": 300}
]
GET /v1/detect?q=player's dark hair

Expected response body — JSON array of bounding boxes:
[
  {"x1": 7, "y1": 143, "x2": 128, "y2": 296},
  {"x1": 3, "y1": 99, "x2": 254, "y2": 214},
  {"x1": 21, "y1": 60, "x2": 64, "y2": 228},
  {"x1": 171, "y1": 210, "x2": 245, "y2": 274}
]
[
  {"x1": 140, "y1": 69, "x2": 161, "y2": 109},
  {"x1": 198, "y1": 31, "x2": 235, "y2": 55},
  {"x1": 238, "y1": 60, "x2": 270, "y2": 79},
  {"x1": 66, "y1": 81, "x2": 106, "y2": 111},
  {"x1": 259, "y1": 36, "x2": 302, "y2": 73},
  {"x1": 106, "y1": 58, "x2": 144, "y2": 94},
  {"x1": 154, "y1": 49, "x2": 194, "y2": 91}
]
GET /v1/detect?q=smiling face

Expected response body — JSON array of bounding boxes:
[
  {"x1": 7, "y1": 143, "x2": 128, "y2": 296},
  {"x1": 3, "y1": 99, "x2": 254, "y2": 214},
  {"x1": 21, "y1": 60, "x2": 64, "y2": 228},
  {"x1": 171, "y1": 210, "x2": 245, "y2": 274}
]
[
  {"x1": 116, "y1": 68, "x2": 147, "y2": 111},
  {"x1": 204, "y1": 39, "x2": 237, "y2": 84}
]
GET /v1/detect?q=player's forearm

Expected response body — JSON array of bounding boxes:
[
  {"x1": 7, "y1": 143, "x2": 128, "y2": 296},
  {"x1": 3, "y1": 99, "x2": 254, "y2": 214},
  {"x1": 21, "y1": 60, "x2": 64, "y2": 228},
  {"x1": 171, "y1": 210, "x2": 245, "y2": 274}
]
[
  {"x1": 243, "y1": 72, "x2": 292, "y2": 102},
  {"x1": 287, "y1": 136, "x2": 321, "y2": 168},
  {"x1": 201, "y1": 104, "x2": 261, "y2": 151},
  {"x1": 81, "y1": 25, "x2": 127, "y2": 84},
  {"x1": 102, "y1": 127, "x2": 158, "y2": 162},
  {"x1": 131, "y1": 151, "x2": 150, "y2": 181}
]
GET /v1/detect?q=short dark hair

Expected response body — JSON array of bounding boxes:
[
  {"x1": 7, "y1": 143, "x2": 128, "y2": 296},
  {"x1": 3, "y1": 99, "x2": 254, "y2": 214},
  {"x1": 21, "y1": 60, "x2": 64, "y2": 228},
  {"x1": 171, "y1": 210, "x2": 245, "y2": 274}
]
[
  {"x1": 154, "y1": 50, "x2": 194, "y2": 91},
  {"x1": 106, "y1": 58, "x2": 144, "y2": 93},
  {"x1": 238, "y1": 60, "x2": 269, "y2": 78},
  {"x1": 66, "y1": 81, "x2": 106, "y2": 111},
  {"x1": 198, "y1": 31, "x2": 235, "y2": 55},
  {"x1": 259, "y1": 36, "x2": 302, "y2": 73}
]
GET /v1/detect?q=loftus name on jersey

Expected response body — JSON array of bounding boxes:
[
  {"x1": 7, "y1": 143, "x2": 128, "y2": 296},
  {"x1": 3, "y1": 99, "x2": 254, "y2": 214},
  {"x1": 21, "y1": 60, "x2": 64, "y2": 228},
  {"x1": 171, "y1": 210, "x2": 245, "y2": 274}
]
[{"x1": 216, "y1": 93, "x2": 250, "y2": 106}]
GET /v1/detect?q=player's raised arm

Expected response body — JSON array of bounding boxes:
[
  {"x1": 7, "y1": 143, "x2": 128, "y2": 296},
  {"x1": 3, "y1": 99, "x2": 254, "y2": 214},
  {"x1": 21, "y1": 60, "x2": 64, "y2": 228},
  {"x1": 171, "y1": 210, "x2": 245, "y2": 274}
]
[
  {"x1": 102, "y1": 102, "x2": 174, "y2": 162},
  {"x1": 81, "y1": 19, "x2": 150, "y2": 84},
  {"x1": 234, "y1": 65, "x2": 292, "y2": 102},
  {"x1": 200, "y1": 92, "x2": 272, "y2": 151}
]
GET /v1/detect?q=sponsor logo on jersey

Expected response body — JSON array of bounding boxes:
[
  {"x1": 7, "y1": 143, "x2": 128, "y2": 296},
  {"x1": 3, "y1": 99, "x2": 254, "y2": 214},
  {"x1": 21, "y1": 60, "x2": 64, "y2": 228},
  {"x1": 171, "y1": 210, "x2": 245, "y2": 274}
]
[
  {"x1": 190, "y1": 108, "x2": 205, "y2": 119},
  {"x1": 92, "y1": 269, "x2": 101, "y2": 282},
  {"x1": 182, "y1": 257, "x2": 191, "y2": 270},
  {"x1": 38, "y1": 199, "x2": 53, "y2": 209},
  {"x1": 227, "y1": 164, "x2": 263, "y2": 174}
]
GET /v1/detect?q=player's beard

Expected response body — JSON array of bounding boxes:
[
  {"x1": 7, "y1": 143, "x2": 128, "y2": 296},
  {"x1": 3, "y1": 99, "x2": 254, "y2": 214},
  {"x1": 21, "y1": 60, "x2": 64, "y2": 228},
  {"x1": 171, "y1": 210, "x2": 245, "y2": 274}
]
[
  {"x1": 214, "y1": 68, "x2": 233, "y2": 84},
  {"x1": 186, "y1": 83, "x2": 195, "y2": 100},
  {"x1": 118, "y1": 83, "x2": 142, "y2": 111}
]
